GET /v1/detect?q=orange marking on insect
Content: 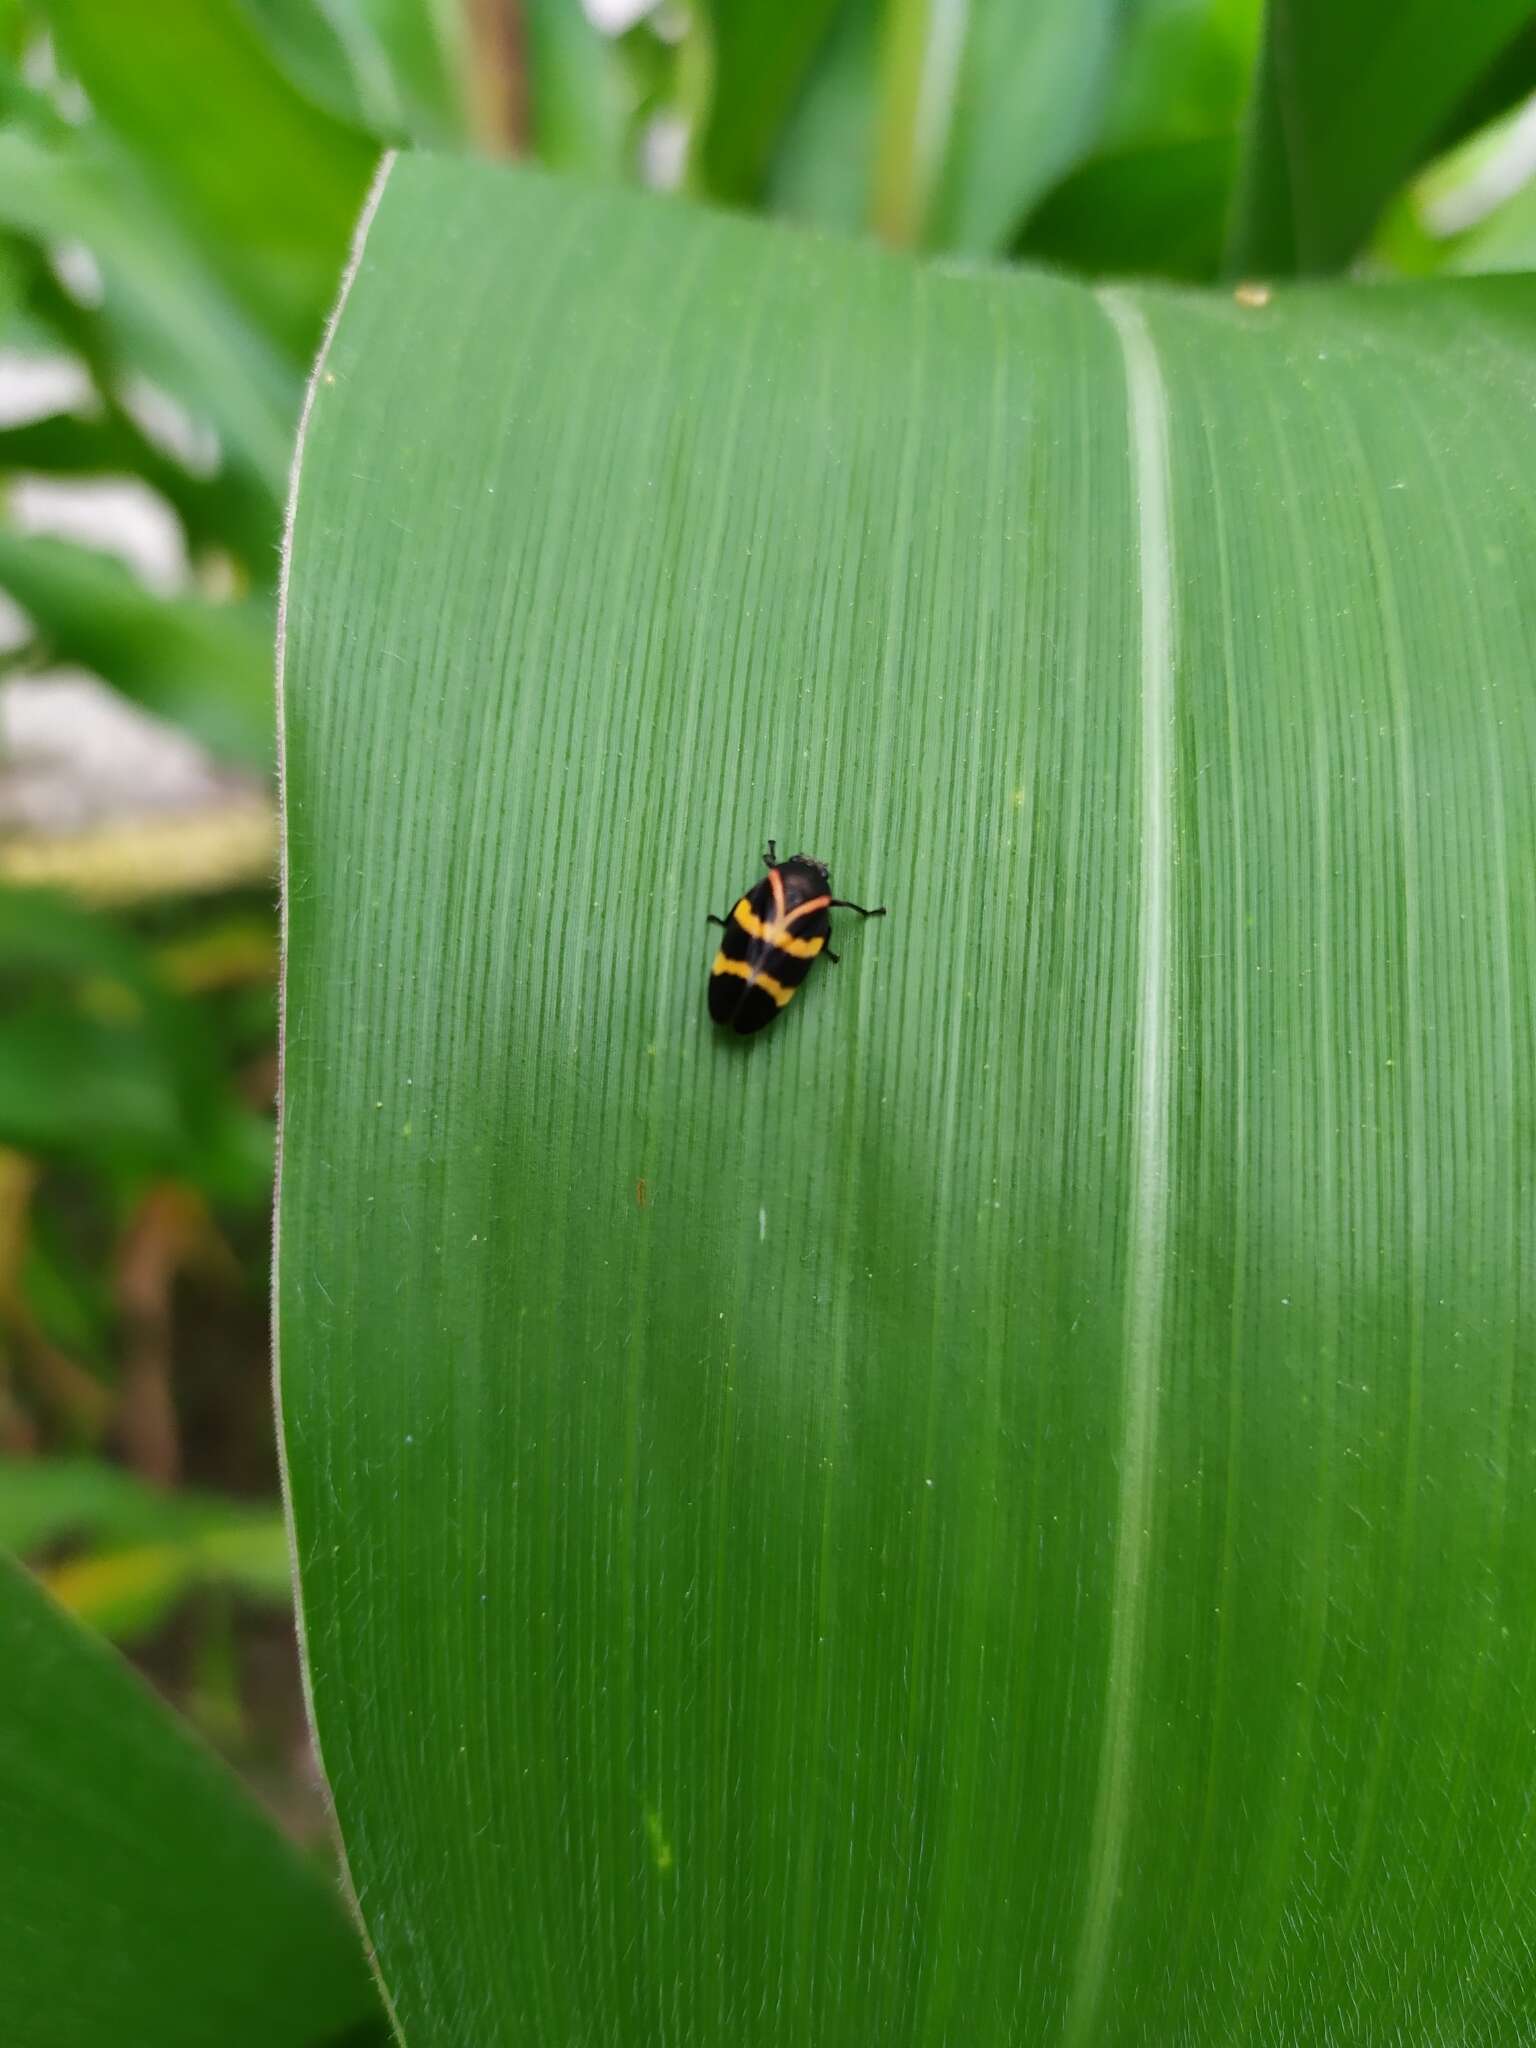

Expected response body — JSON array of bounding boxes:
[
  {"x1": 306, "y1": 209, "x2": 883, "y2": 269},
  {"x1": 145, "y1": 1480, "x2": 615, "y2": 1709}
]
[
  {"x1": 710, "y1": 953, "x2": 794, "y2": 1006},
  {"x1": 783, "y1": 893, "x2": 830, "y2": 927},
  {"x1": 768, "y1": 864, "x2": 786, "y2": 922},
  {"x1": 734, "y1": 896, "x2": 822, "y2": 958}
]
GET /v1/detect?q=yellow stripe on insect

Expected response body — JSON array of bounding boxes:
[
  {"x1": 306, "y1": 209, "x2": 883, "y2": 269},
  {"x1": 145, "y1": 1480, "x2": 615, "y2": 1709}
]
[
  {"x1": 709, "y1": 953, "x2": 795, "y2": 1007},
  {"x1": 731, "y1": 897, "x2": 825, "y2": 960}
]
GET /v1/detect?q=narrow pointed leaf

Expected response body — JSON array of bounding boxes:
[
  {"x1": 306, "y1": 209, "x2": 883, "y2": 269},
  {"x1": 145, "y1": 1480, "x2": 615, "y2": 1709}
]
[
  {"x1": 280, "y1": 158, "x2": 1536, "y2": 2045},
  {"x1": 0, "y1": 1553, "x2": 380, "y2": 2047}
]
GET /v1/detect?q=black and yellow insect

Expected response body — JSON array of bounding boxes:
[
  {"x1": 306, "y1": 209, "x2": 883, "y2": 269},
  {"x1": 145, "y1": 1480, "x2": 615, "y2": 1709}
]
[{"x1": 707, "y1": 841, "x2": 886, "y2": 1036}]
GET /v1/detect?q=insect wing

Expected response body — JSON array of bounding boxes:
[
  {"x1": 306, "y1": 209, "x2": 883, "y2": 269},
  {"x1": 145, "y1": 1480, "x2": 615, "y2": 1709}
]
[{"x1": 708, "y1": 881, "x2": 772, "y2": 1027}]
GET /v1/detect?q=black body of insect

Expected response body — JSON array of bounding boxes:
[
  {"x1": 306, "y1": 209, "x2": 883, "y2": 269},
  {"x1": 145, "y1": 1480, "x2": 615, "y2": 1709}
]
[{"x1": 707, "y1": 841, "x2": 886, "y2": 1036}]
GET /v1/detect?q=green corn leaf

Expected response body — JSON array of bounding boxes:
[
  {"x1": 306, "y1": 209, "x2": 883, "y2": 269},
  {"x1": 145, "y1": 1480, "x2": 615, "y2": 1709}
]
[
  {"x1": 0, "y1": 1553, "x2": 381, "y2": 2047},
  {"x1": 1447, "y1": 174, "x2": 1536, "y2": 273},
  {"x1": 279, "y1": 156, "x2": 1536, "y2": 2045}
]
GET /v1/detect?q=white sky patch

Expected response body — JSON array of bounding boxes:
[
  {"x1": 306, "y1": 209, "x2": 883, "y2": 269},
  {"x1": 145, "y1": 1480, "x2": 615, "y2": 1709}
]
[{"x1": 583, "y1": 0, "x2": 655, "y2": 30}]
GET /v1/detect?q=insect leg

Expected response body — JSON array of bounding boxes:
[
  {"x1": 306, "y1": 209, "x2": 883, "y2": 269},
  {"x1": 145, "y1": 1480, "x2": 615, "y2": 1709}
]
[
  {"x1": 828, "y1": 899, "x2": 887, "y2": 918},
  {"x1": 824, "y1": 947, "x2": 841, "y2": 965},
  {"x1": 762, "y1": 839, "x2": 778, "y2": 867},
  {"x1": 706, "y1": 913, "x2": 729, "y2": 928}
]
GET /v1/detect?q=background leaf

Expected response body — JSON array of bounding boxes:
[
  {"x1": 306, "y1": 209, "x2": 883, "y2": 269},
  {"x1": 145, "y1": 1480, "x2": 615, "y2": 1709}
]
[
  {"x1": 1015, "y1": 0, "x2": 1259, "y2": 281},
  {"x1": 1098, "y1": 0, "x2": 1262, "y2": 151},
  {"x1": 695, "y1": 0, "x2": 844, "y2": 204},
  {"x1": 762, "y1": 0, "x2": 1133, "y2": 250},
  {"x1": 872, "y1": 0, "x2": 1121, "y2": 248},
  {"x1": 1227, "y1": 0, "x2": 1536, "y2": 274},
  {"x1": 521, "y1": 0, "x2": 632, "y2": 176},
  {"x1": 37, "y1": 0, "x2": 377, "y2": 356},
  {"x1": 3, "y1": 1457, "x2": 291, "y2": 1638},
  {"x1": 1021, "y1": 136, "x2": 1236, "y2": 281},
  {"x1": 0, "y1": 531, "x2": 272, "y2": 761},
  {"x1": 1, "y1": 1454, "x2": 271, "y2": 1552},
  {"x1": 231, "y1": 0, "x2": 466, "y2": 144},
  {"x1": 0, "y1": 129, "x2": 296, "y2": 498},
  {"x1": 280, "y1": 157, "x2": 1536, "y2": 2044},
  {"x1": 41, "y1": 1516, "x2": 293, "y2": 1638},
  {"x1": 0, "y1": 407, "x2": 265, "y2": 561},
  {"x1": 0, "y1": 1552, "x2": 381, "y2": 2047},
  {"x1": 765, "y1": 0, "x2": 881, "y2": 234},
  {"x1": 1374, "y1": 92, "x2": 1536, "y2": 280},
  {"x1": 0, "y1": 888, "x2": 271, "y2": 1194}
]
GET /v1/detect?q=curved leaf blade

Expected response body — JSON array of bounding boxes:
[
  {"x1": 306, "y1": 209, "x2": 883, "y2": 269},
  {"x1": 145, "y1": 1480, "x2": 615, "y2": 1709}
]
[
  {"x1": 279, "y1": 158, "x2": 1536, "y2": 2044},
  {"x1": 0, "y1": 1554, "x2": 380, "y2": 2047}
]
